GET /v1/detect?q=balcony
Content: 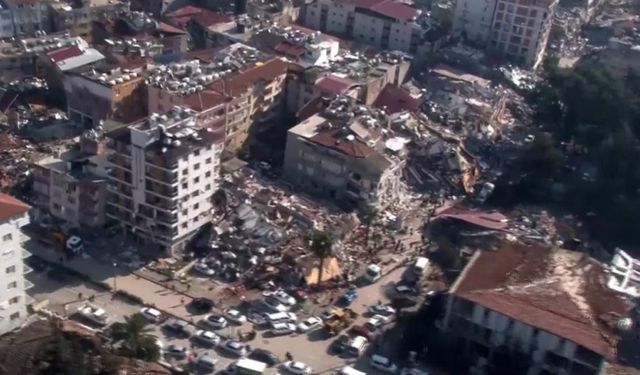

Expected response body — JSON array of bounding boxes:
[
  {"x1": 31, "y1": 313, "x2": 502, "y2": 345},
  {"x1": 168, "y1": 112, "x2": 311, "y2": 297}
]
[
  {"x1": 156, "y1": 213, "x2": 178, "y2": 225},
  {"x1": 23, "y1": 264, "x2": 33, "y2": 275},
  {"x1": 21, "y1": 248, "x2": 31, "y2": 259},
  {"x1": 24, "y1": 279, "x2": 34, "y2": 290},
  {"x1": 145, "y1": 171, "x2": 179, "y2": 185}
]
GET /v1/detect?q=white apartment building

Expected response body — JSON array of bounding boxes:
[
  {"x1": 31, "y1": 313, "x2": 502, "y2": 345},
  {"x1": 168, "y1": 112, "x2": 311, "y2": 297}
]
[
  {"x1": 453, "y1": 0, "x2": 498, "y2": 44},
  {"x1": 303, "y1": 0, "x2": 423, "y2": 54},
  {"x1": 105, "y1": 106, "x2": 223, "y2": 255},
  {"x1": 453, "y1": 0, "x2": 558, "y2": 69},
  {"x1": 0, "y1": 193, "x2": 32, "y2": 335}
]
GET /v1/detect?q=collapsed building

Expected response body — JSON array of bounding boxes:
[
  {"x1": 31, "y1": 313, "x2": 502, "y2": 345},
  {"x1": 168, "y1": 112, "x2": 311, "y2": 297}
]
[{"x1": 282, "y1": 96, "x2": 407, "y2": 210}]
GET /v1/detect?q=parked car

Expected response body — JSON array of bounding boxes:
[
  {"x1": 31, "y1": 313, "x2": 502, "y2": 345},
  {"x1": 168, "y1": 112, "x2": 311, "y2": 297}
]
[
  {"x1": 165, "y1": 344, "x2": 187, "y2": 359},
  {"x1": 368, "y1": 304, "x2": 396, "y2": 316},
  {"x1": 338, "y1": 289, "x2": 358, "y2": 306},
  {"x1": 194, "y1": 330, "x2": 221, "y2": 346},
  {"x1": 263, "y1": 296, "x2": 288, "y2": 312},
  {"x1": 350, "y1": 325, "x2": 378, "y2": 342},
  {"x1": 247, "y1": 312, "x2": 268, "y2": 326},
  {"x1": 273, "y1": 290, "x2": 296, "y2": 306},
  {"x1": 164, "y1": 319, "x2": 191, "y2": 337},
  {"x1": 221, "y1": 340, "x2": 247, "y2": 357},
  {"x1": 370, "y1": 355, "x2": 398, "y2": 373},
  {"x1": 77, "y1": 303, "x2": 109, "y2": 326},
  {"x1": 225, "y1": 309, "x2": 247, "y2": 324},
  {"x1": 196, "y1": 353, "x2": 218, "y2": 372},
  {"x1": 248, "y1": 349, "x2": 281, "y2": 367},
  {"x1": 282, "y1": 361, "x2": 312, "y2": 375},
  {"x1": 329, "y1": 334, "x2": 350, "y2": 354},
  {"x1": 269, "y1": 322, "x2": 296, "y2": 336},
  {"x1": 194, "y1": 262, "x2": 215, "y2": 276},
  {"x1": 190, "y1": 297, "x2": 214, "y2": 314},
  {"x1": 394, "y1": 284, "x2": 417, "y2": 296},
  {"x1": 139, "y1": 307, "x2": 162, "y2": 323},
  {"x1": 365, "y1": 314, "x2": 391, "y2": 331},
  {"x1": 202, "y1": 314, "x2": 228, "y2": 329},
  {"x1": 296, "y1": 316, "x2": 322, "y2": 333}
]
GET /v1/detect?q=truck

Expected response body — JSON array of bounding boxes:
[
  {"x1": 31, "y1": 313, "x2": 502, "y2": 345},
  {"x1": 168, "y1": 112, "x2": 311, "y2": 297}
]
[
  {"x1": 36, "y1": 227, "x2": 84, "y2": 257},
  {"x1": 324, "y1": 308, "x2": 359, "y2": 336}
]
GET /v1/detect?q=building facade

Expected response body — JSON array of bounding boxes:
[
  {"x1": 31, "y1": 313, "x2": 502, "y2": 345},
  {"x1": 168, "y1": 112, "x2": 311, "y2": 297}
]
[
  {"x1": 302, "y1": 0, "x2": 424, "y2": 54},
  {"x1": 31, "y1": 137, "x2": 109, "y2": 228},
  {"x1": 6, "y1": 0, "x2": 48, "y2": 37},
  {"x1": 0, "y1": 194, "x2": 32, "y2": 335},
  {"x1": 105, "y1": 106, "x2": 223, "y2": 255},
  {"x1": 454, "y1": 0, "x2": 558, "y2": 69}
]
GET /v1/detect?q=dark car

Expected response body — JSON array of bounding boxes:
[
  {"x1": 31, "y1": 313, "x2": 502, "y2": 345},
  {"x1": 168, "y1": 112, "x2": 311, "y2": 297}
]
[
  {"x1": 329, "y1": 334, "x2": 350, "y2": 354},
  {"x1": 189, "y1": 297, "x2": 214, "y2": 314},
  {"x1": 248, "y1": 348, "x2": 281, "y2": 367},
  {"x1": 391, "y1": 296, "x2": 418, "y2": 309}
]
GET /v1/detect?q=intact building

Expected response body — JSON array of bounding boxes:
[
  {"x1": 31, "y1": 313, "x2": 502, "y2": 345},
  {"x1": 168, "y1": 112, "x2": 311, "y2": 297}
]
[
  {"x1": 454, "y1": 0, "x2": 558, "y2": 69},
  {"x1": 105, "y1": 106, "x2": 223, "y2": 255},
  {"x1": 0, "y1": 193, "x2": 32, "y2": 335}
]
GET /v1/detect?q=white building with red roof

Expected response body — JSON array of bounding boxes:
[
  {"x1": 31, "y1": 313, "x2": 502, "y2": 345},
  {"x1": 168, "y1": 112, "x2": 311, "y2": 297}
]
[{"x1": 0, "y1": 193, "x2": 32, "y2": 335}]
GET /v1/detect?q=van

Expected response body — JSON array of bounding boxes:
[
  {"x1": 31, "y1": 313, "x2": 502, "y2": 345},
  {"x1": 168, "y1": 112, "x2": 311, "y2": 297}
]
[
  {"x1": 196, "y1": 353, "x2": 218, "y2": 372},
  {"x1": 345, "y1": 336, "x2": 368, "y2": 357},
  {"x1": 265, "y1": 311, "x2": 297, "y2": 324},
  {"x1": 339, "y1": 366, "x2": 367, "y2": 375},
  {"x1": 364, "y1": 264, "x2": 381, "y2": 283},
  {"x1": 369, "y1": 354, "x2": 397, "y2": 373},
  {"x1": 412, "y1": 257, "x2": 429, "y2": 276}
]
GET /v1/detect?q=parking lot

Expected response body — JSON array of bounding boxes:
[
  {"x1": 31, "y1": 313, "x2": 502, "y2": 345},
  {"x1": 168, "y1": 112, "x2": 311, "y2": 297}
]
[{"x1": 27, "y1": 259, "x2": 428, "y2": 375}]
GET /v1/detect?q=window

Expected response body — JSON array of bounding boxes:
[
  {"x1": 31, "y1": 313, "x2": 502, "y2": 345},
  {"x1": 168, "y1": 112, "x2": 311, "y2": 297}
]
[
  {"x1": 182, "y1": 209, "x2": 188, "y2": 216},
  {"x1": 2, "y1": 233, "x2": 12, "y2": 242},
  {"x1": 194, "y1": 163, "x2": 200, "y2": 170},
  {"x1": 7, "y1": 281, "x2": 17, "y2": 289},
  {"x1": 194, "y1": 203, "x2": 199, "y2": 210},
  {"x1": 9, "y1": 312, "x2": 19, "y2": 320},
  {"x1": 205, "y1": 171, "x2": 211, "y2": 178},
  {"x1": 5, "y1": 266, "x2": 15, "y2": 274},
  {"x1": 182, "y1": 182, "x2": 188, "y2": 189},
  {"x1": 205, "y1": 157, "x2": 212, "y2": 164},
  {"x1": 194, "y1": 177, "x2": 200, "y2": 184},
  {"x1": 9, "y1": 296, "x2": 18, "y2": 304},
  {"x1": 194, "y1": 150, "x2": 200, "y2": 156},
  {"x1": 182, "y1": 169, "x2": 188, "y2": 176},
  {"x1": 205, "y1": 184, "x2": 211, "y2": 191}
]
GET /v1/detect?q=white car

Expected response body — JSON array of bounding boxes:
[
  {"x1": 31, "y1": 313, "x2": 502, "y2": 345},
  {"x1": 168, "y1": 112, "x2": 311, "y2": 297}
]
[
  {"x1": 365, "y1": 315, "x2": 388, "y2": 330},
  {"x1": 225, "y1": 309, "x2": 247, "y2": 324},
  {"x1": 269, "y1": 322, "x2": 296, "y2": 336},
  {"x1": 273, "y1": 290, "x2": 296, "y2": 306},
  {"x1": 263, "y1": 296, "x2": 288, "y2": 312},
  {"x1": 165, "y1": 344, "x2": 187, "y2": 359},
  {"x1": 139, "y1": 307, "x2": 162, "y2": 323},
  {"x1": 369, "y1": 304, "x2": 396, "y2": 316},
  {"x1": 370, "y1": 355, "x2": 398, "y2": 373},
  {"x1": 77, "y1": 303, "x2": 109, "y2": 325},
  {"x1": 283, "y1": 361, "x2": 312, "y2": 375},
  {"x1": 194, "y1": 262, "x2": 215, "y2": 276},
  {"x1": 222, "y1": 340, "x2": 247, "y2": 357},
  {"x1": 296, "y1": 316, "x2": 322, "y2": 332},
  {"x1": 203, "y1": 314, "x2": 228, "y2": 329},
  {"x1": 194, "y1": 329, "x2": 221, "y2": 346}
]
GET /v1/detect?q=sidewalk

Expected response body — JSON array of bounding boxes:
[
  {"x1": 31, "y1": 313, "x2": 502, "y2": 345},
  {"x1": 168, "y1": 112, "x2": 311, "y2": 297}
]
[{"x1": 24, "y1": 237, "x2": 195, "y2": 321}]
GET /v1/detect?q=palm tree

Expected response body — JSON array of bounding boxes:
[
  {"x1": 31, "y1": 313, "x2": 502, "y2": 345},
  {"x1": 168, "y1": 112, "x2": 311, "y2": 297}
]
[
  {"x1": 362, "y1": 206, "x2": 378, "y2": 252},
  {"x1": 110, "y1": 313, "x2": 159, "y2": 361},
  {"x1": 308, "y1": 230, "x2": 334, "y2": 287}
]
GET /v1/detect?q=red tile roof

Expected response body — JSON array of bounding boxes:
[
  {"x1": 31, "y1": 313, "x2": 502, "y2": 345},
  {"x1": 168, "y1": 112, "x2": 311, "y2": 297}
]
[
  {"x1": 0, "y1": 193, "x2": 30, "y2": 222},
  {"x1": 191, "y1": 10, "x2": 231, "y2": 28},
  {"x1": 373, "y1": 84, "x2": 424, "y2": 114},
  {"x1": 157, "y1": 22, "x2": 186, "y2": 35},
  {"x1": 165, "y1": 5, "x2": 205, "y2": 17},
  {"x1": 315, "y1": 74, "x2": 358, "y2": 96},
  {"x1": 347, "y1": 0, "x2": 419, "y2": 22},
  {"x1": 432, "y1": 202, "x2": 508, "y2": 230},
  {"x1": 309, "y1": 127, "x2": 374, "y2": 158},
  {"x1": 274, "y1": 41, "x2": 306, "y2": 58},
  {"x1": 48, "y1": 46, "x2": 83, "y2": 63},
  {"x1": 453, "y1": 242, "x2": 632, "y2": 360}
]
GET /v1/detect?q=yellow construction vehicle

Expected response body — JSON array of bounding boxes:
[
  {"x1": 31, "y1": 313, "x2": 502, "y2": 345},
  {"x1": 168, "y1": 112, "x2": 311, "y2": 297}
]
[{"x1": 323, "y1": 308, "x2": 359, "y2": 336}]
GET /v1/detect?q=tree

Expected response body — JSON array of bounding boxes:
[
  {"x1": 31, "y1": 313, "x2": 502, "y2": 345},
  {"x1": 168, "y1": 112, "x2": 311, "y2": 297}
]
[
  {"x1": 110, "y1": 313, "x2": 160, "y2": 362},
  {"x1": 308, "y1": 230, "x2": 334, "y2": 287},
  {"x1": 361, "y1": 206, "x2": 378, "y2": 252}
]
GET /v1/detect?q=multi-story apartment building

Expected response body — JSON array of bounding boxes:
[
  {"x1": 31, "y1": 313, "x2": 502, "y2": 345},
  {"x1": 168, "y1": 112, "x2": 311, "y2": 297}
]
[
  {"x1": 282, "y1": 99, "x2": 405, "y2": 209},
  {"x1": 105, "y1": 106, "x2": 223, "y2": 255},
  {"x1": 454, "y1": 0, "x2": 558, "y2": 68},
  {"x1": 147, "y1": 56, "x2": 289, "y2": 157},
  {"x1": 0, "y1": 193, "x2": 32, "y2": 335},
  {"x1": 443, "y1": 241, "x2": 632, "y2": 375},
  {"x1": 5, "y1": 0, "x2": 48, "y2": 36},
  {"x1": 49, "y1": 0, "x2": 129, "y2": 39},
  {"x1": 0, "y1": 1, "x2": 15, "y2": 38},
  {"x1": 64, "y1": 65, "x2": 147, "y2": 127},
  {"x1": 302, "y1": 0, "x2": 423, "y2": 54},
  {"x1": 32, "y1": 136, "x2": 109, "y2": 228}
]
